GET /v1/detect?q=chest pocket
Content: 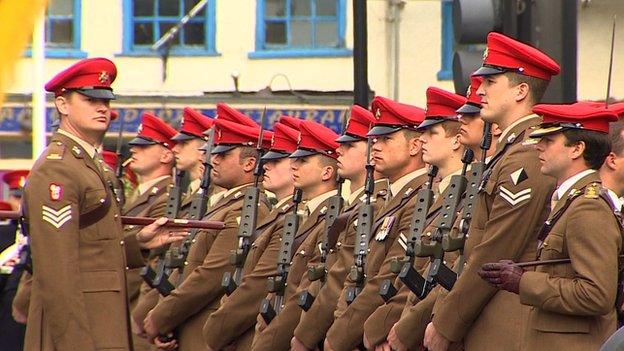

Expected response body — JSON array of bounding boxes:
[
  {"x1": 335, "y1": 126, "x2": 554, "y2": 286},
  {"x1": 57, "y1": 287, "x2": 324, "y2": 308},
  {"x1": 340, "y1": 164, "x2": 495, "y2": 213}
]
[{"x1": 81, "y1": 187, "x2": 117, "y2": 240}]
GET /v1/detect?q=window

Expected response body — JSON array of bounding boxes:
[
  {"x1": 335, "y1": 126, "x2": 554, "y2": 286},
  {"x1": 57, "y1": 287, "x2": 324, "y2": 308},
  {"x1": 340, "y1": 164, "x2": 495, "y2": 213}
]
[
  {"x1": 250, "y1": 0, "x2": 350, "y2": 58},
  {"x1": 25, "y1": 0, "x2": 85, "y2": 58},
  {"x1": 122, "y1": 0, "x2": 217, "y2": 56},
  {"x1": 438, "y1": 0, "x2": 453, "y2": 80}
]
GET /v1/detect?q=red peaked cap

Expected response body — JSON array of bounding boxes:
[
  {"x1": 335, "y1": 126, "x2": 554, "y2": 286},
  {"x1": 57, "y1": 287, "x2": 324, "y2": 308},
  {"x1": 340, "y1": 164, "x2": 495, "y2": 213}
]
[
  {"x1": 0, "y1": 201, "x2": 12, "y2": 211},
  {"x1": 457, "y1": 76, "x2": 483, "y2": 115},
  {"x1": 262, "y1": 122, "x2": 300, "y2": 160},
  {"x1": 607, "y1": 102, "x2": 624, "y2": 118},
  {"x1": 529, "y1": 102, "x2": 618, "y2": 138},
  {"x1": 418, "y1": 87, "x2": 466, "y2": 130},
  {"x1": 290, "y1": 120, "x2": 339, "y2": 159},
  {"x1": 336, "y1": 105, "x2": 376, "y2": 143},
  {"x1": 45, "y1": 57, "x2": 117, "y2": 99},
  {"x1": 473, "y1": 32, "x2": 560, "y2": 81},
  {"x1": 216, "y1": 103, "x2": 258, "y2": 128},
  {"x1": 368, "y1": 96, "x2": 426, "y2": 136},
  {"x1": 129, "y1": 113, "x2": 178, "y2": 150},
  {"x1": 212, "y1": 119, "x2": 272, "y2": 154},
  {"x1": 278, "y1": 116, "x2": 303, "y2": 130},
  {"x1": 172, "y1": 107, "x2": 214, "y2": 141},
  {"x1": 3, "y1": 170, "x2": 29, "y2": 190}
]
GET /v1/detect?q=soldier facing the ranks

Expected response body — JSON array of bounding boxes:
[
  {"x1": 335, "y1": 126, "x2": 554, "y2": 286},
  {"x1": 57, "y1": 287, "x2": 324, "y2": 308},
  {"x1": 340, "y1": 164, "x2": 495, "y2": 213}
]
[
  {"x1": 323, "y1": 96, "x2": 429, "y2": 351},
  {"x1": 202, "y1": 120, "x2": 300, "y2": 351},
  {"x1": 424, "y1": 32, "x2": 560, "y2": 351},
  {"x1": 23, "y1": 57, "x2": 186, "y2": 351},
  {"x1": 143, "y1": 115, "x2": 272, "y2": 351},
  {"x1": 362, "y1": 87, "x2": 469, "y2": 349},
  {"x1": 479, "y1": 103, "x2": 621, "y2": 350},
  {"x1": 251, "y1": 119, "x2": 341, "y2": 351},
  {"x1": 122, "y1": 113, "x2": 177, "y2": 351},
  {"x1": 291, "y1": 105, "x2": 390, "y2": 351}
]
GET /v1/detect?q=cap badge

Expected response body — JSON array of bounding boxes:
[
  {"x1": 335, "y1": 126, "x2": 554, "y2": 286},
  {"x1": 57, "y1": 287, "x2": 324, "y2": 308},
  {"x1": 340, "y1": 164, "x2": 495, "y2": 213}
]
[
  {"x1": 98, "y1": 71, "x2": 109, "y2": 84},
  {"x1": 137, "y1": 123, "x2": 143, "y2": 134},
  {"x1": 482, "y1": 47, "x2": 489, "y2": 60},
  {"x1": 297, "y1": 132, "x2": 302, "y2": 145},
  {"x1": 270, "y1": 133, "x2": 276, "y2": 147},
  {"x1": 375, "y1": 108, "x2": 381, "y2": 120},
  {"x1": 18, "y1": 177, "x2": 26, "y2": 188},
  {"x1": 466, "y1": 85, "x2": 472, "y2": 98}
]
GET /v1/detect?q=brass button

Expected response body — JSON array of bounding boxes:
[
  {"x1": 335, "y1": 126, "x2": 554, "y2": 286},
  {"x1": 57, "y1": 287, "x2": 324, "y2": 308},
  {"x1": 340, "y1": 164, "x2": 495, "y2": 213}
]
[{"x1": 120, "y1": 240, "x2": 124, "y2": 246}]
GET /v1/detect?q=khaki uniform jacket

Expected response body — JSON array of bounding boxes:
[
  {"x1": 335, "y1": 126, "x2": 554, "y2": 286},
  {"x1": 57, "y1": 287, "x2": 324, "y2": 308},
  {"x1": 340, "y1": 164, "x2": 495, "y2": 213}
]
[
  {"x1": 294, "y1": 181, "x2": 390, "y2": 348},
  {"x1": 149, "y1": 184, "x2": 270, "y2": 351},
  {"x1": 12, "y1": 270, "x2": 32, "y2": 321},
  {"x1": 122, "y1": 176, "x2": 172, "y2": 351},
  {"x1": 362, "y1": 182, "x2": 463, "y2": 347},
  {"x1": 202, "y1": 199, "x2": 295, "y2": 350},
  {"x1": 432, "y1": 115, "x2": 556, "y2": 350},
  {"x1": 519, "y1": 173, "x2": 622, "y2": 351},
  {"x1": 24, "y1": 133, "x2": 144, "y2": 351},
  {"x1": 325, "y1": 172, "x2": 429, "y2": 351},
  {"x1": 251, "y1": 195, "x2": 334, "y2": 351}
]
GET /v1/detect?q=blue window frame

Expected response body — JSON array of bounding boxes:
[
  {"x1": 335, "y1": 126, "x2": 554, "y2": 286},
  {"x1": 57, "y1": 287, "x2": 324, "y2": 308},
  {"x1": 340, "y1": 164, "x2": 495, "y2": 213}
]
[
  {"x1": 438, "y1": 0, "x2": 453, "y2": 80},
  {"x1": 122, "y1": 0, "x2": 217, "y2": 56},
  {"x1": 25, "y1": 0, "x2": 85, "y2": 58},
  {"x1": 250, "y1": 0, "x2": 350, "y2": 59}
]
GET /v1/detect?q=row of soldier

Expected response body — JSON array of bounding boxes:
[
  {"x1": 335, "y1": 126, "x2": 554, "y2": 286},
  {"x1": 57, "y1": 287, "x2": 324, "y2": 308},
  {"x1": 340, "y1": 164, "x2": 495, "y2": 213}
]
[{"x1": 3, "y1": 30, "x2": 624, "y2": 351}]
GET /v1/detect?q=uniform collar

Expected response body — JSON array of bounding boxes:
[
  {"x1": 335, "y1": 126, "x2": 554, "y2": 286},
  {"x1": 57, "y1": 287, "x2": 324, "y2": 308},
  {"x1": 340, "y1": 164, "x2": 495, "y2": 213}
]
[
  {"x1": 223, "y1": 183, "x2": 252, "y2": 200},
  {"x1": 390, "y1": 167, "x2": 428, "y2": 197},
  {"x1": 556, "y1": 169, "x2": 596, "y2": 200},
  {"x1": 57, "y1": 129, "x2": 98, "y2": 159},
  {"x1": 606, "y1": 189, "x2": 623, "y2": 211},
  {"x1": 188, "y1": 178, "x2": 201, "y2": 195},
  {"x1": 437, "y1": 167, "x2": 464, "y2": 196},
  {"x1": 305, "y1": 189, "x2": 338, "y2": 214},
  {"x1": 498, "y1": 114, "x2": 540, "y2": 146},
  {"x1": 274, "y1": 194, "x2": 294, "y2": 210},
  {"x1": 347, "y1": 185, "x2": 366, "y2": 206},
  {"x1": 137, "y1": 175, "x2": 170, "y2": 196}
]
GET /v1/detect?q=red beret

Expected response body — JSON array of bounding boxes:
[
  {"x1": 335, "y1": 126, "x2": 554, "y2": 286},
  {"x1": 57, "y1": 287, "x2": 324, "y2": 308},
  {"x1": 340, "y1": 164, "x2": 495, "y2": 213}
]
[
  {"x1": 173, "y1": 107, "x2": 214, "y2": 141},
  {"x1": 129, "y1": 113, "x2": 177, "y2": 150},
  {"x1": 530, "y1": 102, "x2": 618, "y2": 138},
  {"x1": 457, "y1": 76, "x2": 483, "y2": 115},
  {"x1": 0, "y1": 201, "x2": 12, "y2": 211},
  {"x1": 473, "y1": 32, "x2": 560, "y2": 81},
  {"x1": 2, "y1": 170, "x2": 29, "y2": 190},
  {"x1": 368, "y1": 96, "x2": 426, "y2": 136},
  {"x1": 337, "y1": 105, "x2": 375, "y2": 143},
  {"x1": 262, "y1": 122, "x2": 300, "y2": 160},
  {"x1": 212, "y1": 119, "x2": 271, "y2": 155},
  {"x1": 45, "y1": 57, "x2": 117, "y2": 99},
  {"x1": 290, "y1": 120, "x2": 339, "y2": 159},
  {"x1": 419, "y1": 87, "x2": 466, "y2": 130}
]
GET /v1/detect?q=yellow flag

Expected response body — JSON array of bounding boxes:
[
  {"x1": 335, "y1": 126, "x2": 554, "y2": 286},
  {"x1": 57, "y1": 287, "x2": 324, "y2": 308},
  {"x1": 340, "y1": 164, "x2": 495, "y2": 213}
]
[{"x1": 0, "y1": 0, "x2": 48, "y2": 108}]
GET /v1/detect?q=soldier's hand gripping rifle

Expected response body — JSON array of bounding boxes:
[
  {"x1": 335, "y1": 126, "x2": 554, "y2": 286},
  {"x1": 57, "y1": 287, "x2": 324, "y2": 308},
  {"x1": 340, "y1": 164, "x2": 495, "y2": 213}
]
[
  {"x1": 345, "y1": 135, "x2": 375, "y2": 305},
  {"x1": 379, "y1": 165, "x2": 438, "y2": 302},
  {"x1": 259, "y1": 188, "x2": 303, "y2": 324},
  {"x1": 442, "y1": 122, "x2": 492, "y2": 277},
  {"x1": 160, "y1": 128, "x2": 216, "y2": 293},
  {"x1": 139, "y1": 165, "x2": 185, "y2": 296},
  {"x1": 402, "y1": 149, "x2": 473, "y2": 299},
  {"x1": 222, "y1": 109, "x2": 267, "y2": 295}
]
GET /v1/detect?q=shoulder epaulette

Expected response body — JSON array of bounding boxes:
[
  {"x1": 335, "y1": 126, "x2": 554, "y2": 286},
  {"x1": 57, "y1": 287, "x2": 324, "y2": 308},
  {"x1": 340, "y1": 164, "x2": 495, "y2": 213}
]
[
  {"x1": 45, "y1": 141, "x2": 65, "y2": 160},
  {"x1": 584, "y1": 183, "x2": 601, "y2": 199}
]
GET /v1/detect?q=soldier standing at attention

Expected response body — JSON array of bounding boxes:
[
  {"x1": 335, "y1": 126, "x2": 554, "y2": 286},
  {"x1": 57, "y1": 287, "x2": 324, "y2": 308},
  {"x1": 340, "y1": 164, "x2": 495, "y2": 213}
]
[
  {"x1": 424, "y1": 32, "x2": 560, "y2": 351},
  {"x1": 23, "y1": 57, "x2": 186, "y2": 351},
  {"x1": 123, "y1": 113, "x2": 177, "y2": 351},
  {"x1": 143, "y1": 115, "x2": 271, "y2": 351},
  {"x1": 479, "y1": 103, "x2": 621, "y2": 350},
  {"x1": 600, "y1": 104, "x2": 624, "y2": 198},
  {"x1": 202, "y1": 121, "x2": 300, "y2": 351}
]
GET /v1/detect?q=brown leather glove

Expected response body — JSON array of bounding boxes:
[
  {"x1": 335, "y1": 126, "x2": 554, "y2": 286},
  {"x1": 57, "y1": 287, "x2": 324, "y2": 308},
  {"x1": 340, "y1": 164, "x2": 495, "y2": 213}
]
[{"x1": 478, "y1": 259, "x2": 524, "y2": 294}]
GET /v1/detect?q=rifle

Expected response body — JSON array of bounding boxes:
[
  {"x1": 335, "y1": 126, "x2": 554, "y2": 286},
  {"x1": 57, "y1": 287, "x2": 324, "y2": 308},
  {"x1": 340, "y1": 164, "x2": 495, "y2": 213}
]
[
  {"x1": 345, "y1": 134, "x2": 375, "y2": 304},
  {"x1": 222, "y1": 109, "x2": 267, "y2": 295},
  {"x1": 139, "y1": 166, "x2": 185, "y2": 296},
  {"x1": 260, "y1": 188, "x2": 303, "y2": 324},
  {"x1": 160, "y1": 128, "x2": 216, "y2": 291},
  {"x1": 114, "y1": 111, "x2": 126, "y2": 205},
  {"x1": 442, "y1": 122, "x2": 493, "y2": 276},
  {"x1": 379, "y1": 165, "x2": 438, "y2": 302},
  {"x1": 400, "y1": 149, "x2": 473, "y2": 299}
]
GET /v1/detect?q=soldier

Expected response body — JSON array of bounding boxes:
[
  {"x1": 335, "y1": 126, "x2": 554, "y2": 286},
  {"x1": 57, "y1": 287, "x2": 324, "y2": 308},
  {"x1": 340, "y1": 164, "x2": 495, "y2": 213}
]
[
  {"x1": 23, "y1": 57, "x2": 186, "y2": 350},
  {"x1": 362, "y1": 87, "x2": 468, "y2": 349},
  {"x1": 251, "y1": 120, "x2": 341, "y2": 350},
  {"x1": 423, "y1": 32, "x2": 560, "y2": 351},
  {"x1": 291, "y1": 105, "x2": 390, "y2": 351},
  {"x1": 122, "y1": 113, "x2": 177, "y2": 351},
  {"x1": 0, "y1": 170, "x2": 28, "y2": 351},
  {"x1": 202, "y1": 120, "x2": 300, "y2": 350},
  {"x1": 143, "y1": 115, "x2": 272, "y2": 351},
  {"x1": 600, "y1": 103, "x2": 624, "y2": 197},
  {"x1": 479, "y1": 103, "x2": 620, "y2": 350},
  {"x1": 324, "y1": 96, "x2": 429, "y2": 351}
]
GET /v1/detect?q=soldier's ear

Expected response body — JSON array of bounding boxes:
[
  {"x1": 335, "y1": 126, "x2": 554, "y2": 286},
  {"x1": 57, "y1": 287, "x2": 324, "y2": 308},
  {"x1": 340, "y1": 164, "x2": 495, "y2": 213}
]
[
  {"x1": 569, "y1": 140, "x2": 586, "y2": 161},
  {"x1": 55, "y1": 96, "x2": 70, "y2": 116},
  {"x1": 514, "y1": 82, "x2": 530, "y2": 103},
  {"x1": 160, "y1": 149, "x2": 174, "y2": 164},
  {"x1": 408, "y1": 136, "x2": 422, "y2": 156},
  {"x1": 603, "y1": 152, "x2": 618, "y2": 171},
  {"x1": 242, "y1": 156, "x2": 256, "y2": 172}
]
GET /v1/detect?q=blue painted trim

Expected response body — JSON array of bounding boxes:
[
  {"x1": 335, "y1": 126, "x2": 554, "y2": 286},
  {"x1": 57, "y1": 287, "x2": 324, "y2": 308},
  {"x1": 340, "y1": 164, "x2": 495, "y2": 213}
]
[
  {"x1": 253, "y1": 0, "x2": 347, "y2": 53},
  {"x1": 23, "y1": 48, "x2": 88, "y2": 58},
  {"x1": 437, "y1": 0, "x2": 454, "y2": 81},
  {"x1": 122, "y1": 0, "x2": 217, "y2": 56},
  {"x1": 26, "y1": 0, "x2": 83, "y2": 58},
  {"x1": 248, "y1": 48, "x2": 352, "y2": 59},
  {"x1": 73, "y1": 0, "x2": 82, "y2": 50}
]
